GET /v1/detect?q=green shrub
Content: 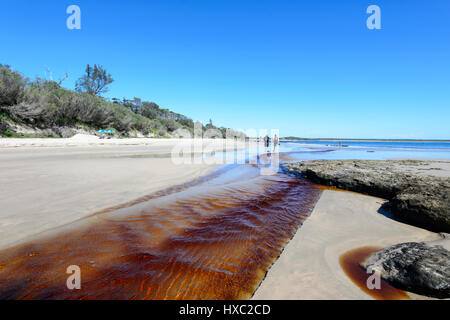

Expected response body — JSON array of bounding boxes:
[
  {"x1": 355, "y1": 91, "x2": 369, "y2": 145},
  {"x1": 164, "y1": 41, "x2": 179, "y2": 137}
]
[
  {"x1": 0, "y1": 65, "x2": 26, "y2": 107},
  {"x1": 0, "y1": 64, "x2": 245, "y2": 138},
  {"x1": 157, "y1": 118, "x2": 182, "y2": 132},
  {"x1": 1, "y1": 129, "x2": 26, "y2": 138}
]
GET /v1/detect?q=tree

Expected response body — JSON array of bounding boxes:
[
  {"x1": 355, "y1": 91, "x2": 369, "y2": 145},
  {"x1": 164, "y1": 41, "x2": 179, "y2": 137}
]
[
  {"x1": 205, "y1": 118, "x2": 215, "y2": 130},
  {"x1": 0, "y1": 64, "x2": 27, "y2": 106},
  {"x1": 75, "y1": 64, "x2": 114, "y2": 96},
  {"x1": 140, "y1": 102, "x2": 160, "y2": 119}
]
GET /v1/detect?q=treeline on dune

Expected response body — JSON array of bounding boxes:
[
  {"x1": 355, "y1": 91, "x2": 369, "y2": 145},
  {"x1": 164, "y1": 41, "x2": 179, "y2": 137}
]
[{"x1": 0, "y1": 64, "x2": 241, "y2": 138}]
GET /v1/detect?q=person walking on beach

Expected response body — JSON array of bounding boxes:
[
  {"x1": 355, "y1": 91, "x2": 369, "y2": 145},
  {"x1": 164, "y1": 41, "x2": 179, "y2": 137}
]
[
  {"x1": 264, "y1": 134, "x2": 270, "y2": 149},
  {"x1": 273, "y1": 134, "x2": 279, "y2": 152}
]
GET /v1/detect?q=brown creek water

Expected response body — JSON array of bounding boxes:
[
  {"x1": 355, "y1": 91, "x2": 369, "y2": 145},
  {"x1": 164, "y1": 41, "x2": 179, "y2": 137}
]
[
  {"x1": 339, "y1": 247, "x2": 410, "y2": 300},
  {"x1": 0, "y1": 163, "x2": 322, "y2": 300}
]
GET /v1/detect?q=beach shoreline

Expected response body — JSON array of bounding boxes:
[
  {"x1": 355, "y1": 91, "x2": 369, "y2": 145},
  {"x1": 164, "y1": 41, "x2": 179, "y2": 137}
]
[
  {"x1": 0, "y1": 134, "x2": 247, "y2": 148},
  {"x1": 1, "y1": 141, "x2": 449, "y2": 299}
]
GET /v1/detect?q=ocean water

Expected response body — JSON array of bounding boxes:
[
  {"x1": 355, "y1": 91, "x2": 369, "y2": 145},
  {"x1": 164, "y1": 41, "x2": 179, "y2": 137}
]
[
  {"x1": 285, "y1": 140, "x2": 450, "y2": 150},
  {"x1": 279, "y1": 140, "x2": 450, "y2": 161}
]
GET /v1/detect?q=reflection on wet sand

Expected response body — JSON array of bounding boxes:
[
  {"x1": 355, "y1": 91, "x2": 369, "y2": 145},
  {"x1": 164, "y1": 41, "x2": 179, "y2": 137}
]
[
  {"x1": 0, "y1": 164, "x2": 321, "y2": 300},
  {"x1": 339, "y1": 247, "x2": 410, "y2": 300}
]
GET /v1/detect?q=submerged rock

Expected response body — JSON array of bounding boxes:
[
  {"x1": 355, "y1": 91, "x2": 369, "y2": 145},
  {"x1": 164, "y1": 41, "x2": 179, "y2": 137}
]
[
  {"x1": 284, "y1": 160, "x2": 450, "y2": 233},
  {"x1": 363, "y1": 242, "x2": 450, "y2": 299}
]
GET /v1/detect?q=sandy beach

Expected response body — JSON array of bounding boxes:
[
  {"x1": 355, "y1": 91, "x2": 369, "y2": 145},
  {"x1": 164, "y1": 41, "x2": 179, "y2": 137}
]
[
  {"x1": 254, "y1": 159, "x2": 450, "y2": 300},
  {"x1": 252, "y1": 189, "x2": 442, "y2": 299},
  {"x1": 0, "y1": 137, "x2": 239, "y2": 250},
  {"x1": 0, "y1": 137, "x2": 448, "y2": 299}
]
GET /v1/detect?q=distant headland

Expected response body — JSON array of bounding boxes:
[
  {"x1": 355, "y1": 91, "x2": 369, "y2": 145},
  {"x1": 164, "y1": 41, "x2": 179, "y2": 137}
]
[{"x1": 281, "y1": 137, "x2": 450, "y2": 143}]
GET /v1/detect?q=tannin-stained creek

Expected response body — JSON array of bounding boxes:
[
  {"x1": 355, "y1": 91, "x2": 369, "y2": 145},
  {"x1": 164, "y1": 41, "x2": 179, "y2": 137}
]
[
  {"x1": 339, "y1": 247, "x2": 410, "y2": 300},
  {"x1": 0, "y1": 164, "x2": 322, "y2": 300}
]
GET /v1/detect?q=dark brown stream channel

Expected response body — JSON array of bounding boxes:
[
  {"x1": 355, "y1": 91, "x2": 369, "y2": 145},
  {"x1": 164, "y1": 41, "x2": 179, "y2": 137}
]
[{"x1": 0, "y1": 163, "x2": 322, "y2": 300}]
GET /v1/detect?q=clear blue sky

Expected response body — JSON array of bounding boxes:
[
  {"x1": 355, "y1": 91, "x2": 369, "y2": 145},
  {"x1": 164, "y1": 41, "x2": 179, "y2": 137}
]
[{"x1": 1, "y1": 0, "x2": 449, "y2": 139}]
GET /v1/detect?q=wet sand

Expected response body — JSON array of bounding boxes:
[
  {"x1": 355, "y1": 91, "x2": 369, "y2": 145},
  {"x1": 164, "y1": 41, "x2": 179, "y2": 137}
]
[
  {"x1": 2, "y1": 140, "x2": 447, "y2": 299},
  {"x1": 0, "y1": 165, "x2": 321, "y2": 300},
  {"x1": 0, "y1": 140, "x2": 237, "y2": 250},
  {"x1": 252, "y1": 190, "x2": 441, "y2": 300},
  {"x1": 338, "y1": 246, "x2": 410, "y2": 300}
]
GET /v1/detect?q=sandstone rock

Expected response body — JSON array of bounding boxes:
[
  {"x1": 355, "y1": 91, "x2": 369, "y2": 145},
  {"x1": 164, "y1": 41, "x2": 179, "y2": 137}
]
[
  {"x1": 284, "y1": 160, "x2": 450, "y2": 233},
  {"x1": 51, "y1": 126, "x2": 76, "y2": 138},
  {"x1": 363, "y1": 242, "x2": 450, "y2": 299}
]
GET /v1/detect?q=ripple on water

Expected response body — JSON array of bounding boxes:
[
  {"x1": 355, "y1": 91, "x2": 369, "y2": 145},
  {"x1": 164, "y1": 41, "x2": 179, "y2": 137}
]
[{"x1": 0, "y1": 164, "x2": 321, "y2": 300}]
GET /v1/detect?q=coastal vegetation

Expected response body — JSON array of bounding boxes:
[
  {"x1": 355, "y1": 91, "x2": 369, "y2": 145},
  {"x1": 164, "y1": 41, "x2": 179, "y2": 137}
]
[{"x1": 0, "y1": 64, "x2": 240, "y2": 138}]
